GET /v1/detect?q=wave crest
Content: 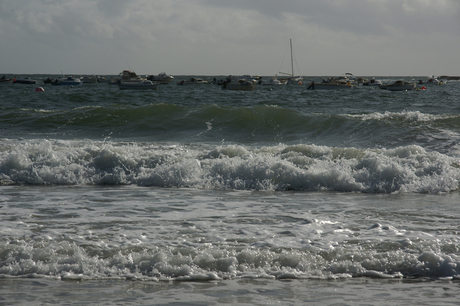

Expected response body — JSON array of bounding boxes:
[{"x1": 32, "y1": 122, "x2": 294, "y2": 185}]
[{"x1": 2, "y1": 140, "x2": 459, "y2": 193}]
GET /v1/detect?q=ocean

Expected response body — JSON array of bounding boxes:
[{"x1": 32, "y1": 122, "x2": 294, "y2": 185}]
[{"x1": 1, "y1": 75, "x2": 460, "y2": 305}]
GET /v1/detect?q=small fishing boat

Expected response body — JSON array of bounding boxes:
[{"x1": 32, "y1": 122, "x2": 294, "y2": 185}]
[
  {"x1": 177, "y1": 77, "x2": 209, "y2": 85},
  {"x1": 109, "y1": 70, "x2": 145, "y2": 83},
  {"x1": 417, "y1": 77, "x2": 444, "y2": 85},
  {"x1": 51, "y1": 76, "x2": 83, "y2": 86},
  {"x1": 307, "y1": 78, "x2": 354, "y2": 90},
  {"x1": 116, "y1": 70, "x2": 158, "y2": 89},
  {"x1": 0, "y1": 76, "x2": 13, "y2": 84},
  {"x1": 119, "y1": 80, "x2": 158, "y2": 90},
  {"x1": 80, "y1": 76, "x2": 99, "y2": 84},
  {"x1": 43, "y1": 77, "x2": 53, "y2": 84},
  {"x1": 13, "y1": 77, "x2": 37, "y2": 84},
  {"x1": 379, "y1": 80, "x2": 416, "y2": 91},
  {"x1": 363, "y1": 78, "x2": 383, "y2": 86},
  {"x1": 222, "y1": 79, "x2": 257, "y2": 91},
  {"x1": 147, "y1": 72, "x2": 174, "y2": 84}
]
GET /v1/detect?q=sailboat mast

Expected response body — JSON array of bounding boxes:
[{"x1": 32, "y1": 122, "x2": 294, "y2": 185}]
[{"x1": 290, "y1": 39, "x2": 294, "y2": 77}]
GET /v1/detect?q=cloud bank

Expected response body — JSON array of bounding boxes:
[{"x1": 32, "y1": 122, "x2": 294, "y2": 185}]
[{"x1": 1, "y1": 0, "x2": 459, "y2": 76}]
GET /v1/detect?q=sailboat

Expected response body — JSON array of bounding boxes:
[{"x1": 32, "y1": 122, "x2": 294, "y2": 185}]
[{"x1": 279, "y1": 39, "x2": 303, "y2": 85}]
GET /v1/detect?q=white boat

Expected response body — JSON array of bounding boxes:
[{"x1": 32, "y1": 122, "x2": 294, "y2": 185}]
[
  {"x1": 379, "y1": 80, "x2": 416, "y2": 91},
  {"x1": 222, "y1": 79, "x2": 257, "y2": 91},
  {"x1": 226, "y1": 75, "x2": 259, "y2": 84},
  {"x1": 278, "y1": 39, "x2": 303, "y2": 85},
  {"x1": 147, "y1": 72, "x2": 174, "y2": 84},
  {"x1": 177, "y1": 77, "x2": 209, "y2": 85},
  {"x1": 307, "y1": 78, "x2": 354, "y2": 90},
  {"x1": 286, "y1": 77, "x2": 303, "y2": 85},
  {"x1": 51, "y1": 76, "x2": 82, "y2": 86},
  {"x1": 117, "y1": 70, "x2": 158, "y2": 90},
  {"x1": 340, "y1": 73, "x2": 356, "y2": 82},
  {"x1": 239, "y1": 75, "x2": 259, "y2": 84},
  {"x1": 108, "y1": 70, "x2": 146, "y2": 84},
  {"x1": 120, "y1": 70, "x2": 144, "y2": 81},
  {"x1": 13, "y1": 77, "x2": 37, "y2": 84},
  {"x1": 363, "y1": 78, "x2": 383, "y2": 86}
]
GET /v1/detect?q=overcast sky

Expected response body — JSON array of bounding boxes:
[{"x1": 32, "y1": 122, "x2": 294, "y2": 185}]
[{"x1": 1, "y1": 0, "x2": 459, "y2": 76}]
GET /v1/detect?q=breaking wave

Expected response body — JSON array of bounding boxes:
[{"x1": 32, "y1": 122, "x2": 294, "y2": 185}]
[{"x1": 2, "y1": 139, "x2": 460, "y2": 193}]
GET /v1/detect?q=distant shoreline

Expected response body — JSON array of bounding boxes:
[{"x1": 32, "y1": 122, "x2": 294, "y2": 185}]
[{"x1": 1, "y1": 73, "x2": 459, "y2": 79}]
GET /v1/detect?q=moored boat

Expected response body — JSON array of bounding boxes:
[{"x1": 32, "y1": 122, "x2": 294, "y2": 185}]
[
  {"x1": 307, "y1": 78, "x2": 354, "y2": 90},
  {"x1": 147, "y1": 72, "x2": 174, "y2": 84},
  {"x1": 0, "y1": 76, "x2": 13, "y2": 84},
  {"x1": 222, "y1": 79, "x2": 257, "y2": 91},
  {"x1": 278, "y1": 39, "x2": 303, "y2": 85},
  {"x1": 51, "y1": 76, "x2": 83, "y2": 86},
  {"x1": 13, "y1": 77, "x2": 37, "y2": 84},
  {"x1": 117, "y1": 70, "x2": 158, "y2": 90},
  {"x1": 43, "y1": 77, "x2": 53, "y2": 84},
  {"x1": 363, "y1": 78, "x2": 383, "y2": 86},
  {"x1": 284, "y1": 76, "x2": 303, "y2": 85},
  {"x1": 417, "y1": 77, "x2": 444, "y2": 85},
  {"x1": 120, "y1": 70, "x2": 144, "y2": 81},
  {"x1": 108, "y1": 70, "x2": 145, "y2": 84},
  {"x1": 379, "y1": 80, "x2": 416, "y2": 91},
  {"x1": 80, "y1": 76, "x2": 99, "y2": 84},
  {"x1": 177, "y1": 77, "x2": 209, "y2": 85}
]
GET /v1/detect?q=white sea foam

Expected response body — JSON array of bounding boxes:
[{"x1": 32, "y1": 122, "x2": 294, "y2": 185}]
[
  {"x1": 347, "y1": 110, "x2": 456, "y2": 122},
  {"x1": 1, "y1": 180, "x2": 459, "y2": 282},
  {"x1": 0, "y1": 229, "x2": 458, "y2": 280},
  {"x1": 1, "y1": 139, "x2": 460, "y2": 193}
]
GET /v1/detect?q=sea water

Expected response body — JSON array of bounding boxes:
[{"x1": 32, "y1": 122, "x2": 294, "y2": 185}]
[{"x1": 1, "y1": 76, "x2": 460, "y2": 305}]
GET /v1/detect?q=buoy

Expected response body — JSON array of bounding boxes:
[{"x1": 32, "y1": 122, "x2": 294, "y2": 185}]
[
  {"x1": 35, "y1": 87, "x2": 45, "y2": 92},
  {"x1": 421, "y1": 86, "x2": 426, "y2": 90}
]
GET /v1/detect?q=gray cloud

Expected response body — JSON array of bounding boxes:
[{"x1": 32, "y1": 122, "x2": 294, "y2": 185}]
[{"x1": 0, "y1": 0, "x2": 459, "y2": 75}]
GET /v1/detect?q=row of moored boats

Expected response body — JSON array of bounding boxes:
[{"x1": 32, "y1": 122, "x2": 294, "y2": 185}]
[
  {"x1": 0, "y1": 73, "x2": 451, "y2": 91},
  {"x1": 0, "y1": 71, "x2": 175, "y2": 90},
  {"x1": 306, "y1": 75, "x2": 449, "y2": 91}
]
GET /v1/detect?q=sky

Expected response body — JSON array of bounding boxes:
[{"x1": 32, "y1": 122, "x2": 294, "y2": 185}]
[{"x1": 1, "y1": 0, "x2": 459, "y2": 76}]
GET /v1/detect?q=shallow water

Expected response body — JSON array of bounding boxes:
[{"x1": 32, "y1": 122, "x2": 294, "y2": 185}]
[{"x1": 1, "y1": 277, "x2": 459, "y2": 305}]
